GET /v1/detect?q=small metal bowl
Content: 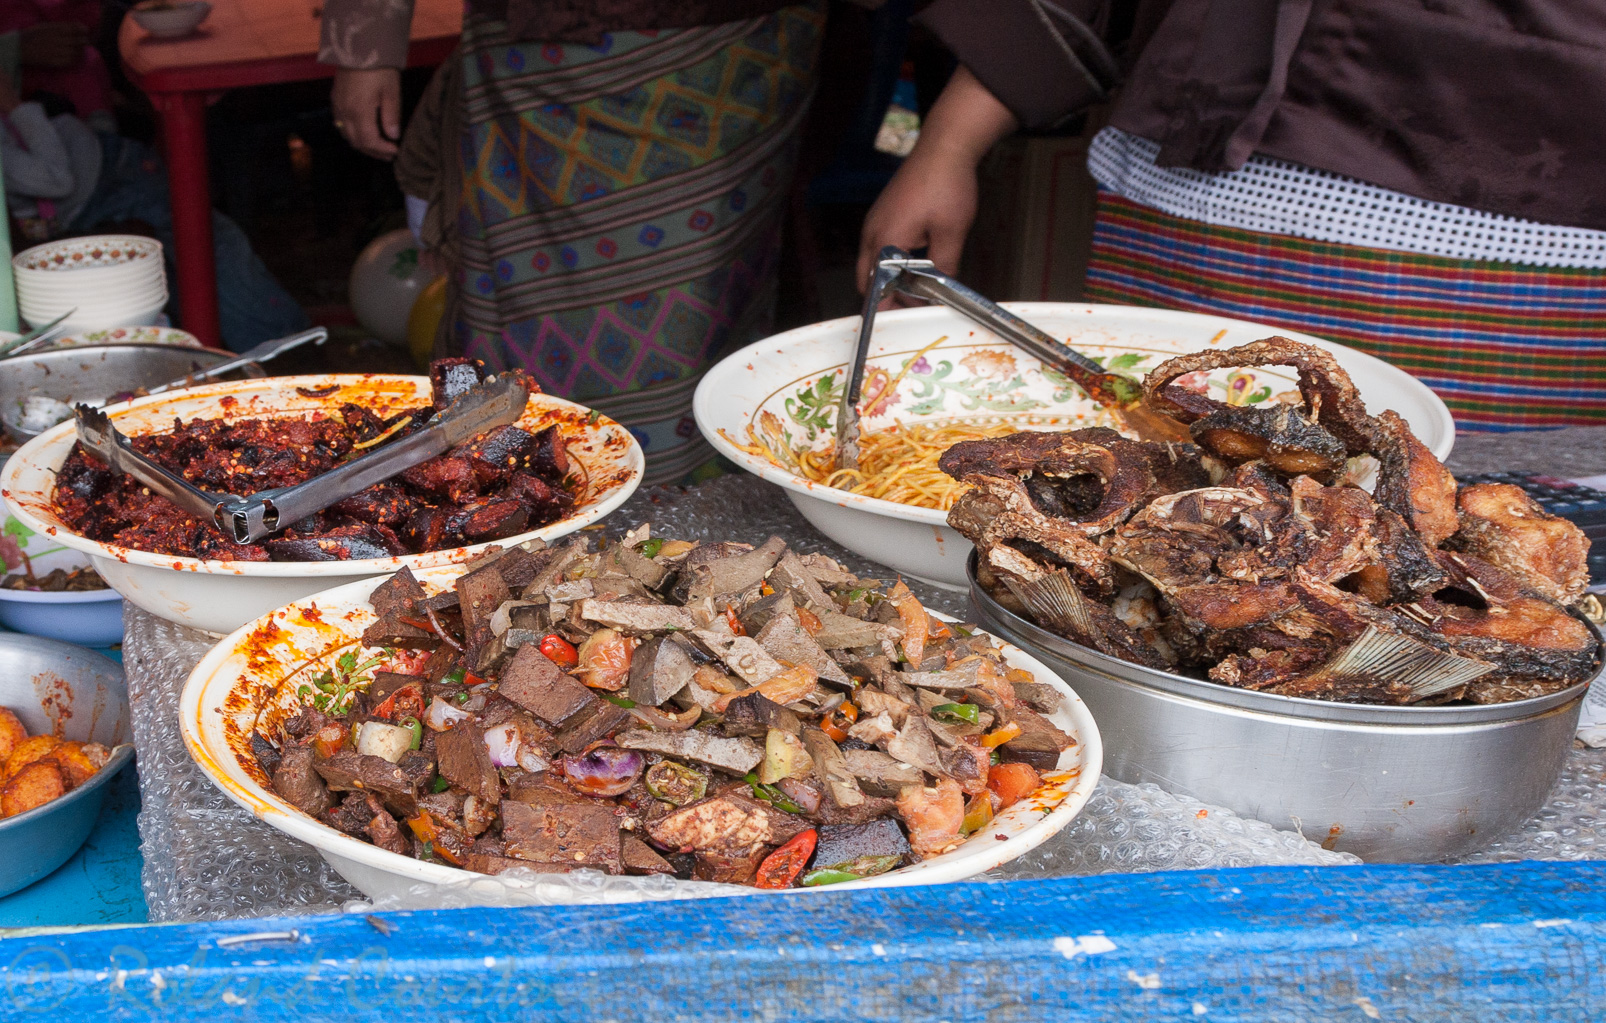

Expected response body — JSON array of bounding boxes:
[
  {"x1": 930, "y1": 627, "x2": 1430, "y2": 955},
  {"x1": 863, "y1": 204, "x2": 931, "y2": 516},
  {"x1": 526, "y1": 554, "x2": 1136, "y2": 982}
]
[
  {"x1": 0, "y1": 634, "x2": 134, "y2": 896},
  {"x1": 967, "y1": 554, "x2": 1601, "y2": 862}
]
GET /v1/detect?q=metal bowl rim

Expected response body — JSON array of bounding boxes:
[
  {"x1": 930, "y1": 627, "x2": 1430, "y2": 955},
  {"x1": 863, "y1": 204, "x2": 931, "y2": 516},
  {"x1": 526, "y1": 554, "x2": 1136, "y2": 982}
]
[
  {"x1": 967, "y1": 552, "x2": 1600, "y2": 726},
  {"x1": 0, "y1": 342, "x2": 233, "y2": 365}
]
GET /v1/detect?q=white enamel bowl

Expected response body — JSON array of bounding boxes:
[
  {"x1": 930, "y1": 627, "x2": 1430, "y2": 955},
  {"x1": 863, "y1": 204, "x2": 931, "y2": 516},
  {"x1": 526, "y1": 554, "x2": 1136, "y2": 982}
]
[
  {"x1": 181, "y1": 564, "x2": 1102, "y2": 906},
  {"x1": 1, "y1": 374, "x2": 644, "y2": 634},
  {"x1": 695, "y1": 304, "x2": 1454, "y2": 590}
]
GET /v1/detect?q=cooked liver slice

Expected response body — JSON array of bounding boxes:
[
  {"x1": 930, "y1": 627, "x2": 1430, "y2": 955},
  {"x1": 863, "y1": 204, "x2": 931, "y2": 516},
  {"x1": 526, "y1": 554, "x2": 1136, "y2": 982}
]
[
  {"x1": 500, "y1": 800, "x2": 622, "y2": 872},
  {"x1": 498, "y1": 643, "x2": 597, "y2": 727},
  {"x1": 435, "y1": 720, "x2": 501, "y2": 802}
]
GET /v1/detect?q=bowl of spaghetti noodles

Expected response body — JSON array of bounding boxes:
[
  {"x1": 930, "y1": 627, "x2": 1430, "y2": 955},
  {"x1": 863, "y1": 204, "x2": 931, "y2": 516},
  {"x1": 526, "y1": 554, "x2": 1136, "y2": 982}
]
[{"x1": 694, "y1": 303, "x2": 1452, "y2": 590}]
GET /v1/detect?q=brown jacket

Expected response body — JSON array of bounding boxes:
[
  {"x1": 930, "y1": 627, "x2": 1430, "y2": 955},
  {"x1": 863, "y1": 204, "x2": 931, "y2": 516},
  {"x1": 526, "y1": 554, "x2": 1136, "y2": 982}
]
[{"x1": 918, "y1": 0, "x2": 1606, "y2": 231}]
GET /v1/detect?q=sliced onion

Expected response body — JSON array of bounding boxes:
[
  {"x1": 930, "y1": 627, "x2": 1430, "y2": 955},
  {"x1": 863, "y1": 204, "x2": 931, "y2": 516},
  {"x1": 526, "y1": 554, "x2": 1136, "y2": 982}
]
[
  {"x1": 483, "y1": 722, "x2": 521, "y2": 768},
  {"x1": 777, "y1": 776, "x2": 822, "y2": 814},
  {"x1": 558, "y1": 747, "x2": 644, "y2": 797},
  {"x1": 424, "y1": 695, "x2": 474, "y2": 732},
  {"x1": 627, "y1": 704, "x2": 701, "y2": 732},
  {"x1": 516, "y1": 746, "x2": 550, "y2": 773},
  {"x1": 356, "y1": 721, "x2": 414, "y2": 764}
]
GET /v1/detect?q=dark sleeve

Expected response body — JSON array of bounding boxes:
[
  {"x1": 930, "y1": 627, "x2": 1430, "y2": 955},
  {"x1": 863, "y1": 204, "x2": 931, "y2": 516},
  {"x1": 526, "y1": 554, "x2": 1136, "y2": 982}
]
[
  {"x1": 914, "y1": 0, "x2": 1119, "y2": 129},
  {"x1": 319, "y1": 0, "x2": 416, "y2": 70}
]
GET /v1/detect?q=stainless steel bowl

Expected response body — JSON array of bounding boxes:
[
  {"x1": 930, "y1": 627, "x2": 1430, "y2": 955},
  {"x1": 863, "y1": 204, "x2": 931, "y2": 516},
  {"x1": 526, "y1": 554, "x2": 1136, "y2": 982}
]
[
  {"x1": 0, "y1": 633, "x2": 134, "y2": 896},
  {"x1": 0, "y1": 343, "x2": 249, "y2": 442},
  {"x1": 967, "y1": 555, "x2": 1600, "y2": 862}
]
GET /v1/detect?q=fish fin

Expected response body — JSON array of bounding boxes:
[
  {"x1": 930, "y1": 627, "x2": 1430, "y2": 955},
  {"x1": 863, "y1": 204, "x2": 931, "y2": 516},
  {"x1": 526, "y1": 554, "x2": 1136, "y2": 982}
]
[{"x1": 1305, "y1": 625, "x2": 1494, "y2": 701}]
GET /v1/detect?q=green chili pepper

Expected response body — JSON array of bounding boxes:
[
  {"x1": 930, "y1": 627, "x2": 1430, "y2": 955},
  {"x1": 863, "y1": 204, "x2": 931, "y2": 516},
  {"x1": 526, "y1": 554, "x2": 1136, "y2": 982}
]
[
  {"x1": 744, "y1": 773, "x2": 805, "y2": 814},
  {"x1": 645, "y1": 761, "x2": 707, "y2": 806},
  {"x1": 950, "y1": 624, "x2": 974, "y2": 638},
  {"x1": 602, "y1": 693, "x2": 637, "y2": 708},
  {"x1": 401, "y1": 716, "x2": 423, "y2": 750},
  {"x1": 454, "y1": 691, "x2": 471, "y2": 705},
  {"x1": 431, "y1": 775, "x2": 451, "y2": 793},
  {"x1": 443, "y1": 668, "x2": 467, "y2": 685},
  {"x1": 639, "y1": 537, "x2": 666, "y2": 558},
  {"x1": 989, "y1": 748, "x2": 1002, "y2": 766},
  {"x1": 933, "y1": 702, "x2": 980, "y2": 724},
  {"x1": 586, "y1": 409, "x2": 601, "y2": 425},
  {"x1": 800, "y1": 869, "x2": 860, "y2": 887}
]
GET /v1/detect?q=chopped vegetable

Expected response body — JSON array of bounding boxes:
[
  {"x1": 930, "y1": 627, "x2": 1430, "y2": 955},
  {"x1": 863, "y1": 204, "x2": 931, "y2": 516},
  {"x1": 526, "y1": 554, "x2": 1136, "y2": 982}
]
[
  {"x1": 644, "y1": 761, "x2": 707, "y2": 806},
  {"x1": 575, "y1": 628, "x2": 635, "y2": 690},
  {"x1": 401, "y1": 716, "x2": 423, "y2": 750},
  {"x1": 753, "y1": 829, "x2": 818, "y2": 889},
  {"x1": 601, "y1": 693, "x2": 637, "y2": 708},
  {"x1": 443, "y1": 667, "x2": 467, "y2": 685},
  {"x1": 889, "y1": 581, "x2": 929, "y2": 666},
  {"x1": 745, "y1": 772, "x2": 806, "y2": 814},
  {"x1": 639, "y1": 537, "x2": 666, "y2": 559},
  {"x1": 356, "y1": 721, "x2": 415, "y2": 763},
  {"x1": 722, "y1": 605, "x2": 746, "y2": 636},
  {"x1": 800, "y1": 868, "x2": 860, "y2": 887},
  {"x1": 987, "y1": 762, "x2": 1042, "y2": 809},
  {"x1": 932, "y1": 702, "x2": 980, "y2": 725},
  {"x1": 713, "y1": 663, "x2": 817, "y2": 713},
  {"x1": 960, "y1": 792, "x2": 996, "y2": 835},
  {"x1": 431, "y1": 775, "x2": 452, "y2": 793},
  {"x1": 559, "y1": 747, "x2": 645, "y2": 797},
  {"x1": 796, "y1": 607, "x2": 824, "y2": 636},
  {"x1": 405, "y1": 812, "x2": 463, "y2": 866},
  {"x1": 979, "y1": 721, "x2": 1023, "y2": 748},
  {"x1": 539, "y1": 634, "x2": 579, "y2": 670},
  {"x1": 758, "y1": 728, "x2": 813, "y2": 784}
]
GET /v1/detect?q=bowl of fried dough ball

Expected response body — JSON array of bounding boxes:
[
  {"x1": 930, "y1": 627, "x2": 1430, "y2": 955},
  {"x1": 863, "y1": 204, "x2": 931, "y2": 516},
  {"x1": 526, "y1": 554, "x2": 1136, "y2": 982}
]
[{"x1": 0, "y1": 634, "x2": 133, "y2": 896}]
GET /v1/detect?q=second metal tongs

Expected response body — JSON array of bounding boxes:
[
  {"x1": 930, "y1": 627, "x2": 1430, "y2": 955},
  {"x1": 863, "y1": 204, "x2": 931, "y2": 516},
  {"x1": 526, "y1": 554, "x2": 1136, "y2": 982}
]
[
  {"x1": 833, "y1": 247, "x2": 1185, "y2": 470},
  {"x1": 74, "y1": 373, "x2": 530, "y2": 545}
]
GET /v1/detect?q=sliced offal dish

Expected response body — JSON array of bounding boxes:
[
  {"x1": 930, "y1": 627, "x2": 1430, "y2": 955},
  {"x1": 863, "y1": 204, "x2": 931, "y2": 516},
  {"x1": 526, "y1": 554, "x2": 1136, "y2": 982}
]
[
  {"x1": 51, "y1": 359, "x2": 577, "y2": 562},
  {"x1": 948, "y1": 337, "x2": 1599, "y2": 706},
  {"x1": 250, "y1": 529, "x2": 1077, "y2": 888}
]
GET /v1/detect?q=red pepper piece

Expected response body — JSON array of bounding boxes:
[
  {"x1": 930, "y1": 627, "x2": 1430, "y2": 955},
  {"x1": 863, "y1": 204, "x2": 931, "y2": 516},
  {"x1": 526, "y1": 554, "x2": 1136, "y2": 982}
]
[
  {"x1": 539, "y1": 634, "x2": 579, "y2": 670},
  {"x1": 753, "y1": 828, "x2": 818, "y2": 889}
]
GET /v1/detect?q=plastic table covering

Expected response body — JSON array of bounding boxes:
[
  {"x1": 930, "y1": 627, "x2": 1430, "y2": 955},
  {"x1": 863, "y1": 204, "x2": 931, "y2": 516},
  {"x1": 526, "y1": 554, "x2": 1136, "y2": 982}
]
[{"x1": 1, "y1": 426, "x2": 1605, "y2": 1020}]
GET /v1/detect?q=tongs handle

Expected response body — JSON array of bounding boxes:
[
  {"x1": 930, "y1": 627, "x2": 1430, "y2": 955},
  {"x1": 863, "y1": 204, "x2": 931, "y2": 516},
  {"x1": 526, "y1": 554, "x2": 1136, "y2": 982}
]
[
  {"x1": 74, "y1": 406, "x2": 237, "y2": 528},
  {"x1": 143, "y1": 327, "x2": 330, "y2": 399},
  {"x1": 221, "y1": 372, "x2": 531, "y2": 543},
  {"x1": 833, "y1": 250, "x2": 908, "y2": 472}
]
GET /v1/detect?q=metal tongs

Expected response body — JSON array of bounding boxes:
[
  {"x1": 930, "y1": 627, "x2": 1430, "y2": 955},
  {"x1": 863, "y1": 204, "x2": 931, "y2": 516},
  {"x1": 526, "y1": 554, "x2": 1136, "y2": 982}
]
[
  {"x1": 833, "y1": 247, "x2": 1185, "y2": 470},
  {"x1": 74, "y1": 373, "x2": 530, "y2": 545}
]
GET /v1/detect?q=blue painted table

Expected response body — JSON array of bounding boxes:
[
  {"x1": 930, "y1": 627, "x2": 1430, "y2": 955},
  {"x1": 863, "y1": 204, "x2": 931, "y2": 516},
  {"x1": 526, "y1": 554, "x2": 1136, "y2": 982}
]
[{"x1": 0, "y1": 861, "x2": 1601, "y2": 1020}]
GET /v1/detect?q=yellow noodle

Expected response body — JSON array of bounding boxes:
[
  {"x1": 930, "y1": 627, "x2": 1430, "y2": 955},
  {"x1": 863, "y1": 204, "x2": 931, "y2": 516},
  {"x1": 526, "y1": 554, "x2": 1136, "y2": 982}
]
[{"x1": 783, "y1": 419, "x2": 1020, "y2": 510}]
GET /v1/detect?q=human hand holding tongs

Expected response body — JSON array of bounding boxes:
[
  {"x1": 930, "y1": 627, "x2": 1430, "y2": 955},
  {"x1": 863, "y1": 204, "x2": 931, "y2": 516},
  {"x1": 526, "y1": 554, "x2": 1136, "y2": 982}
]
[{"x1": 832, "y1": 247, "x2": 1185, "y2": 471}]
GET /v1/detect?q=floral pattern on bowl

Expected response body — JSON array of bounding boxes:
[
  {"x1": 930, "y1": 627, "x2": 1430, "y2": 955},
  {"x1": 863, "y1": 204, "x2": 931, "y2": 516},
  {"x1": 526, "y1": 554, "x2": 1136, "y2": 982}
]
[
  {"x1": 48, "y1": 327, "x2": 202, "y2": 350},
  {"x1": 748, "y1": 342, "x2": 1296, "y2": 464},
  {"x1": 13, "y1": 236, "x2": 163, "y2": 274}
]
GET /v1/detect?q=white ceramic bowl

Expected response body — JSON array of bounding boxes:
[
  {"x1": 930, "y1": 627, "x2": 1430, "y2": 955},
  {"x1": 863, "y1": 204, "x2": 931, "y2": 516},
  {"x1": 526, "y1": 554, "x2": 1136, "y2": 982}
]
[
  {"x1": 696, "y1": 303, "x2": 1455, "y2": 590},
  {"x1": 13, "y1": 236, "x2": 164, "y2": 277},
  {"x1": 180, "y1": 564, "x2": 1102, "y2": 906},
  {"x1": 1, "y1": 374, "x2": 644, "y2": 634},
  {"x1": 129, "y1": 0, "x2": 212, "y2": 38}
]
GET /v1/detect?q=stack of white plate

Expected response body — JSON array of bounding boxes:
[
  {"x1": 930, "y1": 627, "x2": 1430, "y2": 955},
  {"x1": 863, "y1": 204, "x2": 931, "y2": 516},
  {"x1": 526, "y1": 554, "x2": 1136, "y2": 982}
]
[{"x1": 13, "y1": 235, "x2": 169, "y2": 330}]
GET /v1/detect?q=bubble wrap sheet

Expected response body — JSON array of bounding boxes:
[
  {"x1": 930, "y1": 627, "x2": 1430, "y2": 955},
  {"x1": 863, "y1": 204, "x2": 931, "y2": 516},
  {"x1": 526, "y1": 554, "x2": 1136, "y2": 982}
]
[{"x1": 123, "y1": 476, "x2": 1593, "y2": 922}]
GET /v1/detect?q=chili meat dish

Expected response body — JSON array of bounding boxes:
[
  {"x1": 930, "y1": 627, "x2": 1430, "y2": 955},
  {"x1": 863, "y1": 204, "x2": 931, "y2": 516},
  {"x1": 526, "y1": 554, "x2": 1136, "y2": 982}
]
[
  {"x1": 254, "y1": 529, "x2": 1075, "y2": 887},
  {"x1": 51, "y1": 360, "x2": 576, "y2": 562},
  {"x1": 947, "y1": 338, "x2": 1599, "y2": 706}
]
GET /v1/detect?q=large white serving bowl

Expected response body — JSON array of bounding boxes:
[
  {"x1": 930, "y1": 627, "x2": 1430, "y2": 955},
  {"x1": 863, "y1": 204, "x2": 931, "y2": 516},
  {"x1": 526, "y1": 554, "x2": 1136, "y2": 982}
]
[
  {"x1": 696, "y1": 303, "x2": 1454, "y2": 590},
  {"x1": 181, "y1": 563, "x2": 1102, "y2": 906},
  {"x1": 1, "y1": 374, "x2": 644, "y2": 635}
]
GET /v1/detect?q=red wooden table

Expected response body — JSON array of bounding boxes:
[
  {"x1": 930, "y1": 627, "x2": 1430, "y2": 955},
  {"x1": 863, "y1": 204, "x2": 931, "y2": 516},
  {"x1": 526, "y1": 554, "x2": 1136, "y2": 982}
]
[{"x1": 117, "y1": 0, "x2": 462, "y2": 348}]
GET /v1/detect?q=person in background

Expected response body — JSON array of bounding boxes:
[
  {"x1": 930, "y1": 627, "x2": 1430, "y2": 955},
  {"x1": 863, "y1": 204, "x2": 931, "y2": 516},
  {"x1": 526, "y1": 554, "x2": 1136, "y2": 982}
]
[
  {"x1": 0, "y1": 75, "x2": 310, "y2": 350},
  {"x1": 859, "y1": 0, "x2": 1606, "y2": 431},
  {"x1": 0, "y1": 0, "x2": 115, "y2": 122},
  {"x1": 319, "y1": 0, "x2": 827, "y2": 482}
]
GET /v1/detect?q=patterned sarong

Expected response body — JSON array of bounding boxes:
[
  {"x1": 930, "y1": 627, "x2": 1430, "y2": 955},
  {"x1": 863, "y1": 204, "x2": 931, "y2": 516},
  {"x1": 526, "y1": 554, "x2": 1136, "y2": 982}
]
[
  {"x1": 1087, "y1": 191, "x2": 1606, "y2": 432},
  {"x1": 453, "y1": 6, "x2": 825, "y2": 481}
]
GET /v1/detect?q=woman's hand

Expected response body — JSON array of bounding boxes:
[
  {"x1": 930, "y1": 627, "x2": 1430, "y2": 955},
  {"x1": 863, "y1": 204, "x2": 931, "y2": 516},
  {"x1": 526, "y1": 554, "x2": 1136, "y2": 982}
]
[
  {"x1": 857, "y1": 66, "x2": 1019, "y2": 290},
  {"x1": 332, "y1": 67, "x2": 402, "y2": 160}
]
